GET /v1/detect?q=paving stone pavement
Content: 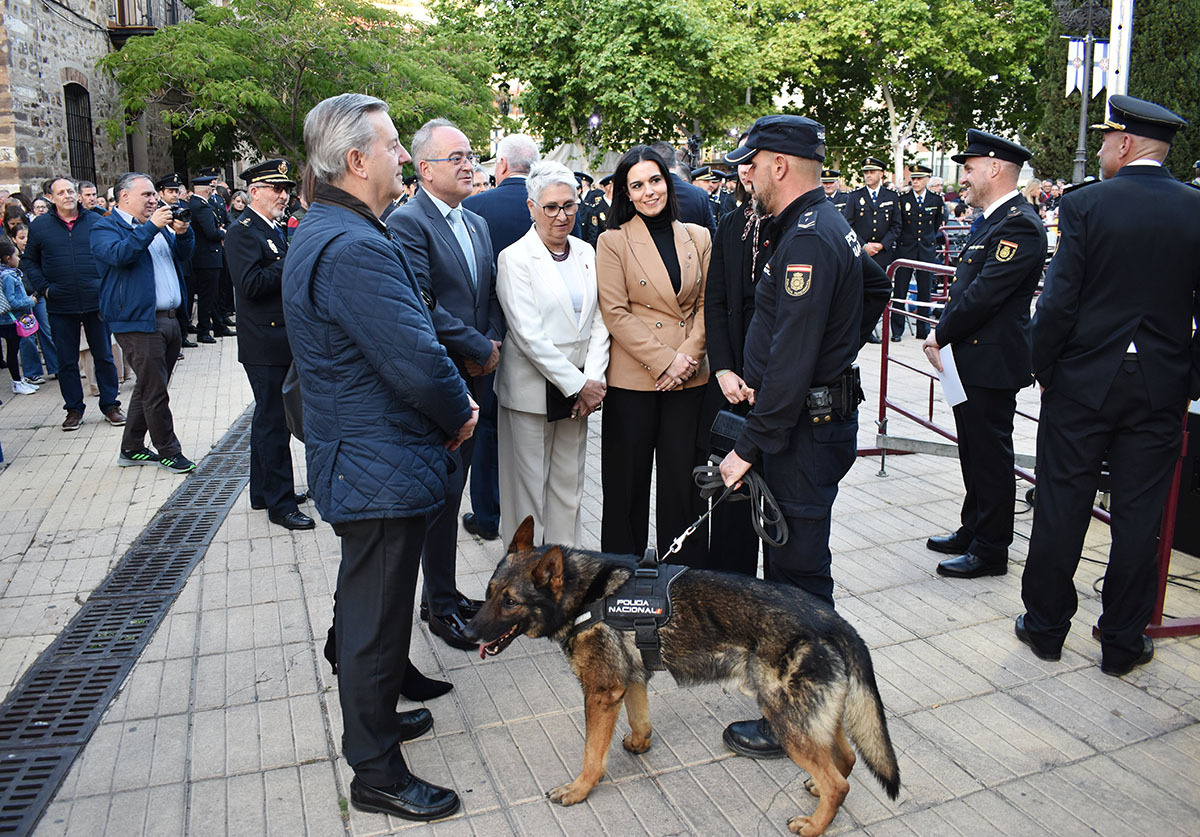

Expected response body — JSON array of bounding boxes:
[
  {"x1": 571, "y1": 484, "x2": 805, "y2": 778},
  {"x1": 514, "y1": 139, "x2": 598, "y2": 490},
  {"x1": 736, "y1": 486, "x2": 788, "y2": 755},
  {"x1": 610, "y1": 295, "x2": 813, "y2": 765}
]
[{"x1": 1, "y1": 332, "x2": 1197, "y2": 836}]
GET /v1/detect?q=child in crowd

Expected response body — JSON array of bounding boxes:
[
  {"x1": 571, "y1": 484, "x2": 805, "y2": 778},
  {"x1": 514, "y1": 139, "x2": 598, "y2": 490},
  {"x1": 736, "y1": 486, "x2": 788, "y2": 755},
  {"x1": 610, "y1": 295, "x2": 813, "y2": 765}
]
[{"x1": 0, "y1": 239, "x2": 39, "y2": 394}]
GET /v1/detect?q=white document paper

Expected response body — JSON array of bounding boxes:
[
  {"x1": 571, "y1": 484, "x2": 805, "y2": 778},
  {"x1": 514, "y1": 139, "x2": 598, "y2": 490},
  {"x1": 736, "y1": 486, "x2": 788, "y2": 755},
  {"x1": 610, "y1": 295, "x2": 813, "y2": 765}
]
[{"x1": 938, "y1": 346, "x2": 968, "y2": 407}]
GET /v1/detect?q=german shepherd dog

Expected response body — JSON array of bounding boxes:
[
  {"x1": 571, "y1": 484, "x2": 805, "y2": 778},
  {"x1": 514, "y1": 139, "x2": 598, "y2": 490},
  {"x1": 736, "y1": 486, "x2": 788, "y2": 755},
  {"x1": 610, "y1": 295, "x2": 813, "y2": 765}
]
[{"x1": 465, "y1": 517, "x2": 900, "y2": 836}]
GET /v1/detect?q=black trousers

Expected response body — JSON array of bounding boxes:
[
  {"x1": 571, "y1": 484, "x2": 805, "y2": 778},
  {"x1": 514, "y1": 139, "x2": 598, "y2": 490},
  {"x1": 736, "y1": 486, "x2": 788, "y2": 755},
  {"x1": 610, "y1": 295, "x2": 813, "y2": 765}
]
[
  {"x1": 601, "y1": 386, "x2": 707, "y2": 567},
  {"x1": 194, "y1": 267, "x2": 221, "y2": 334},
  {"x1": 332, "y1": 515, "x2": 425, "y2": 786},
  {"x1": 951, "y1": 385, "x2": 1018, "y2": 562},
  {"x1": 422, "y1": 433, "x2": 473, "y2": 618},
  {"x1": 762, "y1": 411, "x2": 858, "y2": 608},
  {"x1": 1021, "y1": 360, "x2": 1182, "y2": 669},
  {"x1": 698, "y1": 381, "x2": 759, "y2": 575},
  {"x1": 890, "y1": 265, "x2": 932, "y2": 338},
  {"x1": 245, "y1": 364, "x2": 297, "y2": 514},
  {"x1": 114, "y1": 313, "x2": 182, "y2": 457}
]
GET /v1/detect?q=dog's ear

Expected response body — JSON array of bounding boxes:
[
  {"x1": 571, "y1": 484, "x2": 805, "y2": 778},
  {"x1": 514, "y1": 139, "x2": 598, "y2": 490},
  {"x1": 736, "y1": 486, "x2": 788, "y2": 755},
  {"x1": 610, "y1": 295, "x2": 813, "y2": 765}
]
[
  {"x1": 531, "y1": 546, "x2": 564, "y2": 594},
  {"x1": 509, "y1": 515, "x2": 535, "y2": 554}
]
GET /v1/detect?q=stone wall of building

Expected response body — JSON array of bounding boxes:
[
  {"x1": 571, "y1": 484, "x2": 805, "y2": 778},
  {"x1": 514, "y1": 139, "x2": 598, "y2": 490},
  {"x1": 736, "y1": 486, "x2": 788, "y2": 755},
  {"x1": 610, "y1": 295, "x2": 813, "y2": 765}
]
[{"x1": 0, "y1": 0, "x2": 188, "y2": 199}]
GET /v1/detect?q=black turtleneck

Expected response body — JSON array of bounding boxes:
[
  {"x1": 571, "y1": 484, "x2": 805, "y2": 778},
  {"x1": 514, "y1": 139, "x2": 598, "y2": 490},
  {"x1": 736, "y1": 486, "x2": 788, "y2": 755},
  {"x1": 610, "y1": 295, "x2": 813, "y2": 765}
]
[{"x1": 637, "y1": 210, "x2": 681, "y2": 294}]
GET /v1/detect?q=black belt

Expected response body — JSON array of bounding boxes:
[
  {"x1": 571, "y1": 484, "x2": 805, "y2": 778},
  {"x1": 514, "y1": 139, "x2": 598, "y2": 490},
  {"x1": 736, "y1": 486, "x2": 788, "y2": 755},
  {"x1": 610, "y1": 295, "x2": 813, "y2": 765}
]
[{"x1": 806, "y1": 366, "x2": 863, "y2": 423}]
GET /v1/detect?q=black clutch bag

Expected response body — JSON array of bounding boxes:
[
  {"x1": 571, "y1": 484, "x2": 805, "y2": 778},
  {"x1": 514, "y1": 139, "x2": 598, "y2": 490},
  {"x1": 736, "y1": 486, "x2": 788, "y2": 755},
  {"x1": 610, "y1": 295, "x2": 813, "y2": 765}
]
[{"x1": 545, "y1": 378, "x2": 578, "y2": 422}]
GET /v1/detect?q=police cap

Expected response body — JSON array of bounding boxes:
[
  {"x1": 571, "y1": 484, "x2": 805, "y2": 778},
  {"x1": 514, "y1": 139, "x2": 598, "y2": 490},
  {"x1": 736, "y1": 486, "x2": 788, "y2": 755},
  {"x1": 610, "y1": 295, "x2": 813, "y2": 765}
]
[
  {"x1": 599, "y1": 173, "x2": 613, "y2": 186},
  {"x1": 1090, "y1": 94, "x2": 1188, "y2": 143},
  {"x1": 726, "y1": 114, "x2": 826, "y2": 164},
  {"x1": 820, "y1": 168, "x2": 841, "y2": 183},
  {"x1": 574, "y1": 171, "x2": 594, "y2": 186},
  {"x1": 155, "y1": 172, "x2": 185, "y2": 191},
  {"x1": 239, "y1": 159, "x2": 297, "y2": 188},
  {"x1": 951, "y1": 130, "x2": 1032, "y2": 165},
  {"x1": 692, "y1": 166, "x2": 718, "y2": 182},
  {"x1": 910, "y1": 164, "x2": 933, "y2": 178},
  {"x1": 191, "y1": 173, "x2": 217, "y2": 185},
  {"x1": 861, "y1": 157, "x2": 886, "y2": 171}
]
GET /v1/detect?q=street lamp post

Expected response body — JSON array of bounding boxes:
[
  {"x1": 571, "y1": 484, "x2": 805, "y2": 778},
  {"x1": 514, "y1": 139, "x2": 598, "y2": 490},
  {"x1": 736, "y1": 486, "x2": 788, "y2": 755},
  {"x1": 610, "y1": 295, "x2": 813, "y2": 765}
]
[{"x1": 1072, "y1": 2, "x2": 1096, "y2": 183}]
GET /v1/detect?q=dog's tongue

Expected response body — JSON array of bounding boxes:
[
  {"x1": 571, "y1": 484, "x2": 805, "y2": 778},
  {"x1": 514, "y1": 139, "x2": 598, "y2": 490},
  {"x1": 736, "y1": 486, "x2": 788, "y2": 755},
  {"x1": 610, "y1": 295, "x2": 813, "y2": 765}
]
[{"x1": 478, "y1": 644, "x2": 487, "y2": 660}]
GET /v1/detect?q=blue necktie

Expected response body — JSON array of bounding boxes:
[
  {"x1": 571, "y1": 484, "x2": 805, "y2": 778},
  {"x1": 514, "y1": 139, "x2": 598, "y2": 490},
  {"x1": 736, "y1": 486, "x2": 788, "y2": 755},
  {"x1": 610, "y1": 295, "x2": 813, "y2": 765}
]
[
  {"x1": 448, "y1": 207, "x2": 477, "y2": 290},
  {"x1": 968, "y1": 214, "x2": 986, "y2": 236}
]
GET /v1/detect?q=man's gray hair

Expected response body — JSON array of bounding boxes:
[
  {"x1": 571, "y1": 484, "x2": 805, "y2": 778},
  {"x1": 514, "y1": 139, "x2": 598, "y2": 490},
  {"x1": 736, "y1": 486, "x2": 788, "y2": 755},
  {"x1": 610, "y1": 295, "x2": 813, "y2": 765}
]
[
  {"x1": 525, "y1": 161, "x2": 578, "y2": 203},
  {"x1": 497, "y1": 134, "x2": 540, "y2": 174},
  {"x1": 649, "y1": 141, "x2": 678, "y2": 168},
  {"x1": 304, "y1": 93, "x2": 390, "y2": 185},
  {"x1": 411, "y1": 118, "x2": 459, "y2": 169},
  {"x1": 113, "y1": 172, "x2": 151, "y2": 202}
]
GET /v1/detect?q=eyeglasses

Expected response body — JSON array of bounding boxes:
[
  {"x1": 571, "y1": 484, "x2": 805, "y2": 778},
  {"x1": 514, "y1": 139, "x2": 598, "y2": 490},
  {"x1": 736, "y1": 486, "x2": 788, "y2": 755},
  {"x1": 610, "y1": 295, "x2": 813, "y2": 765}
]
[
  {"x1": 427, "y1": 153, "x2": 479, "y2": 167},
  {"x1": 538, "y1": 201, "x2": 579, "y2": 218}
]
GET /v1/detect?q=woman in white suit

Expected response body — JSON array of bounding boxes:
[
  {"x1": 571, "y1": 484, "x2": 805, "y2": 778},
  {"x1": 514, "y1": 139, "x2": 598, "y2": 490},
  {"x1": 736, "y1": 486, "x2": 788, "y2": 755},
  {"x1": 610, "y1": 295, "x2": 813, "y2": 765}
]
[{"x1": 495, "y1": 162, "x2": 610, "y2": 547}]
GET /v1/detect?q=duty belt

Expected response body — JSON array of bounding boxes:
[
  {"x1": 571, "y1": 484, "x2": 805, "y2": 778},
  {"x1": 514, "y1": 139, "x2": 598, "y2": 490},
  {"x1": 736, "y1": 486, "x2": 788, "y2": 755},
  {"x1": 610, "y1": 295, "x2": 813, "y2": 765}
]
[{"x1": 570, "y1": 549, "x2": 688, "y2": 671}]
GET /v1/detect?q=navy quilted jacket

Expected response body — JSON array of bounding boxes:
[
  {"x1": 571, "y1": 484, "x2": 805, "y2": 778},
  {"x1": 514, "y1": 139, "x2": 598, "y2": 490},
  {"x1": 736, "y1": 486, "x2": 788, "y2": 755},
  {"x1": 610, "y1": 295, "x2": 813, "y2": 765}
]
[{"x1": 281, "y1": 199, "x2": 472, "y2": 523}]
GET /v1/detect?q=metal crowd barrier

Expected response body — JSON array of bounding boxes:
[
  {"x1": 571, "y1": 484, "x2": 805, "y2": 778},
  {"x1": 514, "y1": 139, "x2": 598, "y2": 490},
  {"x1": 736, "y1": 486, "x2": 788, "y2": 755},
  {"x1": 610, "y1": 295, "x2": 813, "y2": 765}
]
[{"x1": 864, "y1": 258, "x2": 1196, "y2": 639}]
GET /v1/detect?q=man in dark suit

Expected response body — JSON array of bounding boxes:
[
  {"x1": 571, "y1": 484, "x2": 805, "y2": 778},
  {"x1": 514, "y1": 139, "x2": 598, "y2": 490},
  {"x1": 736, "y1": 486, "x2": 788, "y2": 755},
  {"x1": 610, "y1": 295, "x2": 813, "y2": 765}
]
[
  {"x1": 460, "y1": 132, "x2": 542, "y2": 543},
  {"x1": 891, "y1": 164, "x2": 946, "y2": 341},
  {"x1": 649, "y1": 141, "x2": 717, "y2": 233},
  {"x1": 922, "y1": 131, "x2": 1046, "y2": 579},
  {"x1": 225, "y1": 159, "x2": 313, "y2": 531},
  {"x1": 845, "y1": 157, "x2": 902, "y2": 343},
  {"x1": 820, "y1": 168, "x2": 851, "y2": 214},
  {"x1": 1018, "y1": 96, "x2": 1200, "y2": 677},
  {"x1": 199, "y1": 166, "x2": 238, "y2": 325},
  {"x1": 188, "y1": 173, "x2": 234, "y2": 343},
  {"x1": 387, "y1": 118, "x2": 503, "y2": 650}
]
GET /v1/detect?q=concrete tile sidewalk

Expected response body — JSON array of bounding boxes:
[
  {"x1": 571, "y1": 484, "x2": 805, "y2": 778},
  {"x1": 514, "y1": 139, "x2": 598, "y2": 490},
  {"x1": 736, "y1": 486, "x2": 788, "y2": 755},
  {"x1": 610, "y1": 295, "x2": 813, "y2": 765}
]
[{"x1": 2, "y1": 335, "x2": 1197, "y2": 835}]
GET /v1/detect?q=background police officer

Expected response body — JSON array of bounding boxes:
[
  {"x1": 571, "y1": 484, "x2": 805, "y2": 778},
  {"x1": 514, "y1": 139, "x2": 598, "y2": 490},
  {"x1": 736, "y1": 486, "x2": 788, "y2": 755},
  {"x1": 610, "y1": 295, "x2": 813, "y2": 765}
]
[
  {"x1": 922, "y1": 131, "x2": 1045, "y2": 579},
  {"x1": 225, "y1": 159, "x2": 313, "y2": 530},
  {"x1": 188, "y1": 172, "x2": 233, "y2": 342},
  {"x1": 844, "y1": 157, "x2": 901, "y2": 342},
  {"x1": 820, "y1": 168, "x2": 850, "y2": 214},
  {"x1": 155, "y1": 173, "x2": 198, "y2": 350},
  {"x1": 891, "y1": 163, "x2": 945, "y2": 341},
  {"x1": 1019, "y1": 96, "x2": 1200, "y2": 677},
  {"x1": 582, "y1": 173, "x2": 612, "y2": 247},
  {"x1": 719, "y1": 113, "x2": 884, "y2": 759}
]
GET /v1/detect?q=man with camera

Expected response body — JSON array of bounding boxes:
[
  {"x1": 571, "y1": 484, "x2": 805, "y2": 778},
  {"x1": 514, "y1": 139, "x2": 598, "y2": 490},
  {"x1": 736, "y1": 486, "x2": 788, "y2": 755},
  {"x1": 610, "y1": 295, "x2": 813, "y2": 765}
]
[{"x1": 92, "y1": 172, "x2": 197, "y2": 473}]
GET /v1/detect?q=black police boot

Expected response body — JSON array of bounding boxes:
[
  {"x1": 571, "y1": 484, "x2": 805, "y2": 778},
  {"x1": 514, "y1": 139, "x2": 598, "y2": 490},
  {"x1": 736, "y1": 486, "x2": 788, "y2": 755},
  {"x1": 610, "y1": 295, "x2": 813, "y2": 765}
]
[{"x1": 722, "y1": 717, "x2": 787, "y2": 759}]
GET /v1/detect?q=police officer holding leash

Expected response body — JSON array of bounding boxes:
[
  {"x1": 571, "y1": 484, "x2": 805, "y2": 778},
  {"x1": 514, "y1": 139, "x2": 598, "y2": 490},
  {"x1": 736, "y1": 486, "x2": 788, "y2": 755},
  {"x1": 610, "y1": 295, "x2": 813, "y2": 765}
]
[{"x1": 718, "y1": 113, "x2": 887, "y2": 758}]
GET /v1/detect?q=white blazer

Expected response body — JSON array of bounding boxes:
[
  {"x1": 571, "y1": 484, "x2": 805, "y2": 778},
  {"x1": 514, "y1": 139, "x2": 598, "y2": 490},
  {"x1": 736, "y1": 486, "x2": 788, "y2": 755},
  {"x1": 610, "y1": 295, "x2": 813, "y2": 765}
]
[{"x1": 495, "y1": 226, "x2": 610, "y2": 413}]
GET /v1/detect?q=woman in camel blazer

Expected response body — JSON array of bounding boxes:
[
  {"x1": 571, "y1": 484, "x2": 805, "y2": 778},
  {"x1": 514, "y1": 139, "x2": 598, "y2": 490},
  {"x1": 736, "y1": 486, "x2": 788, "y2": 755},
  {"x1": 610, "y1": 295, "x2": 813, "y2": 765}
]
[
  {"x1": 596, "y1": 146, "x2": 712, "y2": 567},
  {"x1": 495, "y1": 162, "x2": 610, "y2": 547}
]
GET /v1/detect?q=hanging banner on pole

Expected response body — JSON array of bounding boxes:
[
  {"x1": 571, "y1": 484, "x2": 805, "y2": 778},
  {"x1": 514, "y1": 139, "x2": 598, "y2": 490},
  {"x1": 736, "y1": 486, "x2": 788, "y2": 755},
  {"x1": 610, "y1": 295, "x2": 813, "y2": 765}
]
[
  {"x1": 1108, "y1": 0, "x2": 1134, "y2": 98},
  {"x1": 1092, "y1": 41, "x2": 1110, "y2": 98},
  {"x1": 1066, "y1": 38, "x2": 1085, "y2": 96}
]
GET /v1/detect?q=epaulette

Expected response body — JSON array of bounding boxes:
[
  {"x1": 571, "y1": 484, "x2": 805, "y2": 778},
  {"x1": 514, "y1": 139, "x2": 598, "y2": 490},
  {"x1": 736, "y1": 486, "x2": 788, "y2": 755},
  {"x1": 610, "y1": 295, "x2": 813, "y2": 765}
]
[
  {"x1": 797, "y1": 209, "x2": 817, "y2": 230},
  {"x1": 239, "y1": 217, "x2": 251, "y2": 226}
]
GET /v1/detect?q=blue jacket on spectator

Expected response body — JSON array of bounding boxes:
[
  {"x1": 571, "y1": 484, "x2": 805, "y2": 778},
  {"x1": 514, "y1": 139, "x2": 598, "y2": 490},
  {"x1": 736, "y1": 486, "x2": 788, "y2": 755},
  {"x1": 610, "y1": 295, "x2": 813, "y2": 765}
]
[
  {"x1": 0, "y1": 267, "x2": 37, "y2": 325},
  {"x1": 281, "y1": 196, "x2": 472, "y2": 524},
  {"x1": 91, "y1": 213, "x2": 194, "y2": 333},
  {"x1": 19, "y1": 209, "x2": 104, "y2": 314}
]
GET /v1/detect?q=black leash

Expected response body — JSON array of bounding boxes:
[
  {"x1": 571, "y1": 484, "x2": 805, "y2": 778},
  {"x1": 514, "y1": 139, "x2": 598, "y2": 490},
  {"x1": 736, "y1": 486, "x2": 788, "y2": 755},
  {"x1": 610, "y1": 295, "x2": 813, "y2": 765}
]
[{"x1": 659, "y1": 459, "x2": 788, "y2": 556}]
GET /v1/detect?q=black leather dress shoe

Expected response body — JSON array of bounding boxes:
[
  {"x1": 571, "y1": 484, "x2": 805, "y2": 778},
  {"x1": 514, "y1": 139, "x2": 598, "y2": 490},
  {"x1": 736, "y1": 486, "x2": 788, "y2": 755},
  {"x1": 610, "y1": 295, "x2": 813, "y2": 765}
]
[
  {"x1": 252, "y1": 491, "x2": 309, "y2": 511},
  {"x1": 213, "y1": 327, "x2": 237, "y2": 337},
  {"x1": 462, "y1": 512, "x2": 500, "y2": 541},
  {"x1": 936, "y1": 553, "x2": 1006, "y2": 578},
  {"x1": 198, "y1": 334, "x2": 217, "y2": 344},
  {"x1": 221, "y1": 316, "x2": 236, "y2": 327},
  {"x1": 890, "y1": 333, "x2": 902, "y2": 342},
  {"x1": 186, "y1": 324, "x2": 198, "y2": 334},
  {"x1": 1014, "y1": 614, "x2": 1061, "y2": 661},
  {"x1": 926, "y1": 532, "x2": 972, "y2": 554},
  {"x1": 428, "y1": 611, "x2": 477, "y2": 650},
  {"x1": 397, "y1": 707, "x2": 434, "y2": 741},
  {"x1": 350, "y1": 775, "x2": 460, "y2": 821},
  {"x1": 180, "y1": 337, "x2": 198, "y2": 348},
  {"x1": 723, "y1": 718, "x2": 787, "y2": 759},
  {"x1": 269, "y1": 510, "x2": 316, "y2": 530},
  {"x1": 420, "y1": 591, "x2": 483, "y2": 623},
  {"x1": 1101, "y1": 635, "x2": 1154, "y2": 677},
  {"x1": 866, "y1": 333, "x2": 882, "y2": 344}
]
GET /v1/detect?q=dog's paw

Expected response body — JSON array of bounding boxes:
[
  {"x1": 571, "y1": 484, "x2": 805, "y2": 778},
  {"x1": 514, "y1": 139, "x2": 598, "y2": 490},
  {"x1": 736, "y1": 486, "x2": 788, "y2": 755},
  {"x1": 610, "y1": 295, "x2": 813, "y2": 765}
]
[
  {"x1": 803, "y1": 776, "x2": 821, "y2": 797},
  {"x1": 622, "y1": 731, "x2": 651, "y2": 754},
  {"x1": 787, "y1": 815, "x2": 823, "y2": 836},
  {"x1": 546, "y1": 781, "x2": 590, "y2": 806}
]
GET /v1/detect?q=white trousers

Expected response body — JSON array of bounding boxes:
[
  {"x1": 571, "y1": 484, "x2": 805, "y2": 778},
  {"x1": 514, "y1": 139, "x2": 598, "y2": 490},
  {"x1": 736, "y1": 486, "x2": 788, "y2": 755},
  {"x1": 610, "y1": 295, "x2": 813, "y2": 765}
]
[{"x1": 498, "y1": 405, "x2": 588, "y2": 548}]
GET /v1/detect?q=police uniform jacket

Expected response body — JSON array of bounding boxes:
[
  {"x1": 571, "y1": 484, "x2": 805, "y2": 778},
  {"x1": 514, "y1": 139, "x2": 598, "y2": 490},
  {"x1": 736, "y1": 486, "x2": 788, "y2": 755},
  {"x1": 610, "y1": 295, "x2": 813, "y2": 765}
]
[
  {"x1": 596, "y1": 215, "x2": 710, "y2": 390},
  {"x1": 936, "y1": 192, "x2": 1045, "y2": 391},
  {"x1": 735, "y1": 187, "x2": 866, "y2": 463},
  {"x1": 827, "y1": 190, "x2": 851, "y2": 216},
  {"x1": 1032, "y1": 164, "x2": 1200, "y2": 410},
  {"x1": 226, "y1": 208, "x2": 291, "y2": 366},
  {"x1": 188, "y1": 194, "x2": 225, "y2": 271},
  {"x1": 843, "y1": 184, "x2": 902, "y2": 266},
  {"x1": 582, "y1": 198, "x2": 610, "y2": 248},
  {"x1": 210, "y1": 193, "x2": 230, "y2": 228},
  {"x1": 896, "y1": 189, "x2": 946, "y2": 261}
]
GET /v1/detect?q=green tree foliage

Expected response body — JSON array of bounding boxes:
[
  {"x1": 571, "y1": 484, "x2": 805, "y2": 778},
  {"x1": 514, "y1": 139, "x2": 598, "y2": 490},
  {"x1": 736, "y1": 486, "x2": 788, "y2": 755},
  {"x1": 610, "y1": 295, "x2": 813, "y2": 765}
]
[
  {"x1": 98, "y1": 0, "x2": 496, "y2": 164},
  {"x1": 759, "y1": 0, "x2": 1052, "y2": 180},
  {"x1": 1129, "y1": 0, "x2": 1200, "y2": 180},
  {"x1": 432, "y1": 0, "x2": 769, "y2": 150}
]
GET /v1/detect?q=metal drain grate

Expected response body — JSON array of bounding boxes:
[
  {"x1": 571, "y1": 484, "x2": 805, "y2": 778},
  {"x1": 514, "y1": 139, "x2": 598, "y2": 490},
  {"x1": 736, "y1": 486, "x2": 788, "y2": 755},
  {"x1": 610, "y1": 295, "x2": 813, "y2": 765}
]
[
  {"x1": 47, "y1": 598, "x2": 172, "y2": 660},
  {"x1": 0, "y1": 405, "x2": 254, "y2": 835},
  {"x1": 0, "y1": 749, "x2": 78, "y2": 835},
  {"x1": 0, "y1": 662, "x2": 133, "y2": 748},
  {"x1": 90, "y1": 547, "x2": 205, "y2": 599}
]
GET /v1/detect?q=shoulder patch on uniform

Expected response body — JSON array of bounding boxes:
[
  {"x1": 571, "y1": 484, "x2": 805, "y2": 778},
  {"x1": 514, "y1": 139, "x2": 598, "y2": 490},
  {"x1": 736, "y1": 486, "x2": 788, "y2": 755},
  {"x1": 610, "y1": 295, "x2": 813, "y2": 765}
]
[
  {"x1": 239, "y1": 217, "x2": 251, "y2": 226},
  {"x1": 797, "y1": 211, "x2": 816, "y2": 229},
  {"x1": 995, "y1": 239, "x2": 1018, "y2": 261},
  {"x1": 1008, "y1": 205, "x2": 1023, "y2": 216},
  {"x1": 785, "y1": 264, "x2": 812, "y2": 297},
  {"x1": 845, "y1": 230, "x2": 862, "y2": 257}
]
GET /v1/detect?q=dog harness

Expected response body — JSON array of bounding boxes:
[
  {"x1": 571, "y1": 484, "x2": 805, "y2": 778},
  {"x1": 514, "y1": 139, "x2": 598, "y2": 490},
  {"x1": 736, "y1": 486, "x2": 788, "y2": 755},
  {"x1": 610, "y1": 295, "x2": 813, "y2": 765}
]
[{"x1": 570, "y1": 549, "x2": 688, "y2": 671}]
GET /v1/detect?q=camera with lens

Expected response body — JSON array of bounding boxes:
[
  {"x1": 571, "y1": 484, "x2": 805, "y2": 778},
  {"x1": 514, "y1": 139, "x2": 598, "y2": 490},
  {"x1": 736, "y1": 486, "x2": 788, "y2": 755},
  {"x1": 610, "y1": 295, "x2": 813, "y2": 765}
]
[{"x1": 169, "y1": 204, "x2": 191, "y2": 223}]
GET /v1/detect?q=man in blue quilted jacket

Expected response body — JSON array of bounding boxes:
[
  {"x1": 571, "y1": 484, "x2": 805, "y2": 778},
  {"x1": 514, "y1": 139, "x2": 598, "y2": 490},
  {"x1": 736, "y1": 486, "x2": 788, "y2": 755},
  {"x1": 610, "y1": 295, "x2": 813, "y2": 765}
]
[{"x1": 282, "y1": 93, "x2": 477, "y2": 824}]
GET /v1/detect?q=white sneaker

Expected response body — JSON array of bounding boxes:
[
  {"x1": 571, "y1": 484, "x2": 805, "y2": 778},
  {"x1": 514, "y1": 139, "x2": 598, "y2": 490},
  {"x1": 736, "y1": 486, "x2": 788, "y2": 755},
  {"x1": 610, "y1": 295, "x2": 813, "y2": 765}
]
[
  {"x1": 12, "y1": 380, "x2": 37, "y2": 395},
  {"x1": 20, "y1": 378, "x2": 39, "y2": 389}
]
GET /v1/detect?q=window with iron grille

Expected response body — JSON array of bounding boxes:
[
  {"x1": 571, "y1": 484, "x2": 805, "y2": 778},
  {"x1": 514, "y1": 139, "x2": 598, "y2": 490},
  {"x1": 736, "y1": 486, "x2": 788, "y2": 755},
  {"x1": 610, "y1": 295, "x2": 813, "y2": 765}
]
[{"x1": 64, "y1": 84, "x2": 97, "y2": 184}]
